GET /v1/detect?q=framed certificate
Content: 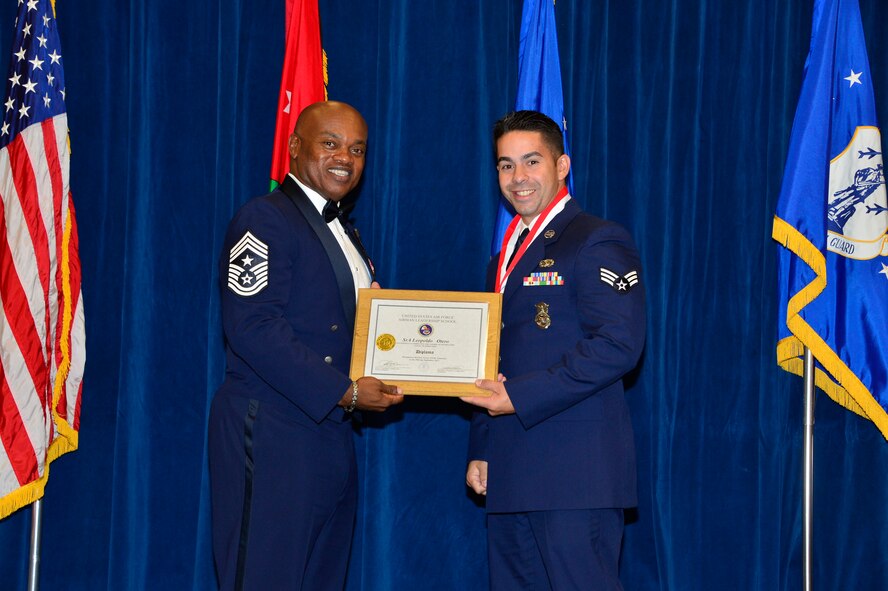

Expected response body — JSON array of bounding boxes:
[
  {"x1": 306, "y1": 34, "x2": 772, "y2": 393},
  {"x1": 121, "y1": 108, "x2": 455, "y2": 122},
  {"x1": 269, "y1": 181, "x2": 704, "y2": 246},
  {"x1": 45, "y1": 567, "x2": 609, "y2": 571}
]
[{"x1": 350, "y1": 289, "x2": 502, "y2": 396}]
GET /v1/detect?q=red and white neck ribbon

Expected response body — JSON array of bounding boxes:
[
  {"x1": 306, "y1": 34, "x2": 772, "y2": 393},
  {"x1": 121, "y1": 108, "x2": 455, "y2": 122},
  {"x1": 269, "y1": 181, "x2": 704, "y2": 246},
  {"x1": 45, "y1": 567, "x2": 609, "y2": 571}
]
[{"x1": 495, "y1": 187, "x2": 570, "y2": 293}]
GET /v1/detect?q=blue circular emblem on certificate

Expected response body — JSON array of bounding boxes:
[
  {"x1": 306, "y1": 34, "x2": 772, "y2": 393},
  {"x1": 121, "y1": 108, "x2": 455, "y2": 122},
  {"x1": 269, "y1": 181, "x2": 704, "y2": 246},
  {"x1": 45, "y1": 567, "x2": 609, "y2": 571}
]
[{"x1": 418, "y1": 323, "x2": 433, "y2": 336}]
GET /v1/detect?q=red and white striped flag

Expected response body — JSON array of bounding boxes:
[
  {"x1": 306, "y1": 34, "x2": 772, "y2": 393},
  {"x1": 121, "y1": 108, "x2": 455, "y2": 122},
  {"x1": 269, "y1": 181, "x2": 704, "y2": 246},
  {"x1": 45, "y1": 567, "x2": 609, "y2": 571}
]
[{"x1": 0, "y1": 0, "x2": 85, "y2": 519}]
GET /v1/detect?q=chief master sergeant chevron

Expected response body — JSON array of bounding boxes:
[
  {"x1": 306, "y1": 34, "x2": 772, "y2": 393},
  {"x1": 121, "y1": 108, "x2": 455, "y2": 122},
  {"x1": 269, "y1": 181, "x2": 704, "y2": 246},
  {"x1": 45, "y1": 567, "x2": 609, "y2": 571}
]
[
  {"x1": 208, "y1": 101, "x2": 404, "y2": 591},
  {"x1": 462, "y1": 110, "x2": 646, "y2": 591}
]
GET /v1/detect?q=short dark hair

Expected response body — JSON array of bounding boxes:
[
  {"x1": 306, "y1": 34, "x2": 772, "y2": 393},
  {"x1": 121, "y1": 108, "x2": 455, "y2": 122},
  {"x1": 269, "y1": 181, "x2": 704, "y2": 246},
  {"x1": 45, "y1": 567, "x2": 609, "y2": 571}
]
[{"x1": 493, "y1": 110, "x2": 564, "y2": 158}]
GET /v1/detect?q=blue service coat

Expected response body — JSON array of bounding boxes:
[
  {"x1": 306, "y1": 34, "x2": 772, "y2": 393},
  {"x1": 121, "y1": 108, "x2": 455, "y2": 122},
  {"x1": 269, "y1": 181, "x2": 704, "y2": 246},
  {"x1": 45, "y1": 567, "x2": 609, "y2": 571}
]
[
  {"x1": 208, "y1": 176, "x2": 374, "y2": 589},
  {"x1": 468, "y1": 198, "x2": 646, "y2": 513},
  {"x1": 216, "y1": 175, "x2": 372, "y2": 419}
]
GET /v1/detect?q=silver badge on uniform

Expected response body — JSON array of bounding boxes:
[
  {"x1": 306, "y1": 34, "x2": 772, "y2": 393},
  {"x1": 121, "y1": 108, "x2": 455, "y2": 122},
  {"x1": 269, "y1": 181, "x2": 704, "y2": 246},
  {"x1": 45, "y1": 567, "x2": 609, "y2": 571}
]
[
  {"x1": 599, "y1": 268, "x2": 639, "y2": 293},
  {"x1": 228, "y1": 231, "x2": 269, "y2": 296}
]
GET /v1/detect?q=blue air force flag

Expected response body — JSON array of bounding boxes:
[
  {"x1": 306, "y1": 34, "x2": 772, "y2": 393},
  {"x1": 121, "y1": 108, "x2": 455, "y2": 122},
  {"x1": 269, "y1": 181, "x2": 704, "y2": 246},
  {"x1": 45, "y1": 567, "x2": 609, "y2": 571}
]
[
  {"x1": 490, "y1": 0, "x2": 573, "y2": 256},
  {"x1": 773, "y1": 0, "x2": 888, "y2": 439}
]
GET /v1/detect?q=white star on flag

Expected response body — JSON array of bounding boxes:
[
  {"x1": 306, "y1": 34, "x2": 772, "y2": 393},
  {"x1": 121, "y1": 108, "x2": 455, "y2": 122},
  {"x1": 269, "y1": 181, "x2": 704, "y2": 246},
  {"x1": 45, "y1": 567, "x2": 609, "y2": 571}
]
[{"x1": 845, "y1": 69, "x2": 863, "y2": 87}]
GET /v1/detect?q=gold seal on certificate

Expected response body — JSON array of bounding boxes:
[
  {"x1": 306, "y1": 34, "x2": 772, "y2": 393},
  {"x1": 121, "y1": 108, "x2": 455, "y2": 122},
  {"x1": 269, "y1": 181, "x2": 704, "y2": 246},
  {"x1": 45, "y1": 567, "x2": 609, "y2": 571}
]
[
  {"x1": 350, "y1": 289, "x2": 502, "y2": 396},
  {"x1": 376, "y1": 333, "x2": 396, "y2": 351}
]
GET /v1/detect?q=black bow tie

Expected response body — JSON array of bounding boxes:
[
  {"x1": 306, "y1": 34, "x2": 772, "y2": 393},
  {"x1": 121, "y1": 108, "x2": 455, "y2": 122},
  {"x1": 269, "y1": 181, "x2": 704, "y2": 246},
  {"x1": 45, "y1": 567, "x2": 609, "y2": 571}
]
[{"x1": 323, "y1": 200, "x2": 344, "y2": 224}]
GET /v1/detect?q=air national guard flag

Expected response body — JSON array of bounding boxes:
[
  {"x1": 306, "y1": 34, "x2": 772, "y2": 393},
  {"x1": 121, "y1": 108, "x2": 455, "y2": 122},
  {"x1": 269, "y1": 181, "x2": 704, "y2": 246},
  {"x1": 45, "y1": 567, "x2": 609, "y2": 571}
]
[
  {"x1": 773, "y1": 0, "x2": 888, "y2": 439},
  {"x1": 0, "y1": 0, "x2": 86, "y2": 518},
  {"x1": 269, "y1": 0, "x2": 327, "y2": 190},
  {"x1": 491, "y1": 0, "x2": 574, "y2": 256}
]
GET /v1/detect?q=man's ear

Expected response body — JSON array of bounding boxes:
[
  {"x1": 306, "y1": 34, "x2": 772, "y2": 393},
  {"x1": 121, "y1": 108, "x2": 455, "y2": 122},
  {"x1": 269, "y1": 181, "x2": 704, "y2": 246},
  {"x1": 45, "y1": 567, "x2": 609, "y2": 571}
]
[
  {"x1": 557, "y1": 154, "x2": 571, "y2": 181},
  {"x1": 288, "y1": 133, "x2": 300, "y2": 159}
]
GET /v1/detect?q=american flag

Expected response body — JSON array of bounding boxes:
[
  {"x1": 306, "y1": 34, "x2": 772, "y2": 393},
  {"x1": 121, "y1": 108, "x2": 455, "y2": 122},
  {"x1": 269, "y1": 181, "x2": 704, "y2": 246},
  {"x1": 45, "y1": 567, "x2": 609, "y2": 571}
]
[{"x1": 0, "y1": 0, "x2": 85, "y2": 519}]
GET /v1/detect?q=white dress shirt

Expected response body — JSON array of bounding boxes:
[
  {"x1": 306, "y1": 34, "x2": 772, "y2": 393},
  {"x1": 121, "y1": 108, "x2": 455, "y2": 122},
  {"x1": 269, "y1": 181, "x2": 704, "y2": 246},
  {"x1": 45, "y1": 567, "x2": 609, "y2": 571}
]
[{"x1": 291, "y1": 174, "x2": 372, "y2": 301}]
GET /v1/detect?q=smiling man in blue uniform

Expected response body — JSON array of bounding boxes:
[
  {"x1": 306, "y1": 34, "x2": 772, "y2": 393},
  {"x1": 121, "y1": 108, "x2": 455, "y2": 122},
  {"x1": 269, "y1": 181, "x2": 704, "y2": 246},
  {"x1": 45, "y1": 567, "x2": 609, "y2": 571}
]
[
  {"x1": 208, "y1": 101, "x2": 404, "y2": 591},
  {"x1": 462, "y1": 111, "x2": 646, "y2": 590}
]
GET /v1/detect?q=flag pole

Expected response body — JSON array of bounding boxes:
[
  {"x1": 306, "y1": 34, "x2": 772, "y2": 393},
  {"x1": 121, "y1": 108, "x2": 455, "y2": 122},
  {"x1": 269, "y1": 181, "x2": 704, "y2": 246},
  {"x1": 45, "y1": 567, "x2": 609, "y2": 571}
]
[
  {"x1": 802, "y1": 348, "x2": 815, "y2": 591},
  {"x1": 28, "y1": 498, "x2": 43, "y2": 591}
]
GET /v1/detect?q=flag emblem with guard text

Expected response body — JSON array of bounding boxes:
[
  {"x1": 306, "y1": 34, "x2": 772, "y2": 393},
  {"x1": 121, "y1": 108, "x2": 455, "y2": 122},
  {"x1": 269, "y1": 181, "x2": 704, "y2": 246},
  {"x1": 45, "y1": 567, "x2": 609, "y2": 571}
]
[{"x1": 773, "y1": 0, "x2": 888, "y2": 439}]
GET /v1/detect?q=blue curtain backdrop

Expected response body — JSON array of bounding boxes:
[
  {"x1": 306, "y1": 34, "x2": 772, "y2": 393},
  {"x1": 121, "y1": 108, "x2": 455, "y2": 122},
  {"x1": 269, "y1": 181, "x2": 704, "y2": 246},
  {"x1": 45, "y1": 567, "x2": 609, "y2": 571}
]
[{"x1": 1, "y1": 0, "x2": 887, "y2": 589}]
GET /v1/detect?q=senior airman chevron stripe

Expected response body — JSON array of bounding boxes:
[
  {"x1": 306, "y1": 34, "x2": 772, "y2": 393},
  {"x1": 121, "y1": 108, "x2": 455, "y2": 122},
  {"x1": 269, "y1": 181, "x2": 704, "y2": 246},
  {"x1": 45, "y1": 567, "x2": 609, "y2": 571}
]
[
  {"x1": 600, "y1": 268, "x2": 639, "y2": 293},
  {"x1": 228, "y1": 231, "x2": 269, "y2": 296}
]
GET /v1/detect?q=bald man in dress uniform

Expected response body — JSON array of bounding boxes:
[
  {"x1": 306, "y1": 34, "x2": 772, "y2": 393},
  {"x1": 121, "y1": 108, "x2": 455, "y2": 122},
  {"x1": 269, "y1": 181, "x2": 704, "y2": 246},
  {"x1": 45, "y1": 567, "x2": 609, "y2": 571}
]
[{"x1": 208, "y1": 101, "x2": 403, "y2": 591}]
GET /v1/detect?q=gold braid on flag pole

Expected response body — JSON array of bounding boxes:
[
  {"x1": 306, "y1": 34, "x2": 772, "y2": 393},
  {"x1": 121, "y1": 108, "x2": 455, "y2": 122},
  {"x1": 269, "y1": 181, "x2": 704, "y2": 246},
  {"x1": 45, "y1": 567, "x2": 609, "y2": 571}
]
[
  {"x1": 0, "y1": 472, "x2": 43, "y2": 517},
  {"x1": 49, "y1": 200, "x2": 79, "y2": 456},
  {"x1": 773, "y1": 215, "x2": 888, "y2": 439},
  {"x1": 50, "y1": 0, "x2": 78, "y2": 461},
  {"x1": 322, "y1": 49, "x2": 329, "y2": 100}
]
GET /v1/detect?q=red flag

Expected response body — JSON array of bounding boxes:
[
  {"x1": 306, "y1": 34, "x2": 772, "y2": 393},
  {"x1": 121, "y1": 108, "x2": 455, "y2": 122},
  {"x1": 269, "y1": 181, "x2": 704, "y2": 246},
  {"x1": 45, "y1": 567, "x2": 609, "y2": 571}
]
[
  {"x1": 0, "y1": 0, "x2": 85, "y2": 519},
  {"x1": 270, "y1": 0, "x2": 327, "y2": 189}
]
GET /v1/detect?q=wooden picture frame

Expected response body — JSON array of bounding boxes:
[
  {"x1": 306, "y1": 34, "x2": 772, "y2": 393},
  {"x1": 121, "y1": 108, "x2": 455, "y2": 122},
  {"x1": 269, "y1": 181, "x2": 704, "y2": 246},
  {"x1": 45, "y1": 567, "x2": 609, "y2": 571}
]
[{"x1": 350, "y1": 288, "x2": 502, "y2": 396}]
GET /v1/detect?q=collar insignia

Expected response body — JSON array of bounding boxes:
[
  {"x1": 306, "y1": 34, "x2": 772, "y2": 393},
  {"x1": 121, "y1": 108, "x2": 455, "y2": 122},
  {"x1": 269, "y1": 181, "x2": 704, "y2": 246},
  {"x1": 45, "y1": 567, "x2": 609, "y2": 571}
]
[{"x1": 544, "y1": 230, "x2": 556, "y2": 239}]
